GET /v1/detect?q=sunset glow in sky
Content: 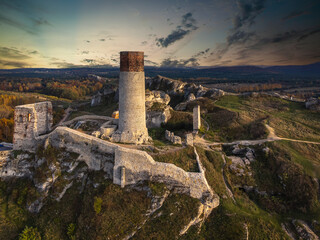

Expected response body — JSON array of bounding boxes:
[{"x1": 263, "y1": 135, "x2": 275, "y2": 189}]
[{"x1": 0, "y1": 0, "x2": 319, "y2": 68}]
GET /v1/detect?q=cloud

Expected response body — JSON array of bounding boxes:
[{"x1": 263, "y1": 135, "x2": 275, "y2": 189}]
[
  {"x1": 81, "y1": 51, "x2": 89, "y2": 54},
  {"x1": 141, "y1": 41, "x2": 148, "y2": 46},
  {"x1": 0, "y1": 14, "x2": 36, "y2": 35},
  {"x1": 51, "y1": 61, "x2": 80, "y2": 68},
  {"x1": 0, "y1": 59, "x2": 28, "y2": 68},
  {"x1": 30, "y1": 17, "x2": 52, "y2": 26},
  {"x1": 282, "y1": 10, "x2": 308, "y2": 21},
  {"x1": 226, "y1": 31, "x2": 256, "y2": 46},
  {"x1": 233, "y1": 0, "x2": 266, "y2": 30},
  {"x1": 145, "y1": 59, "x2": 158, "y2": 66},
  {"x1": 160, "y1": 47, "x2": 211, "y2": 68},
  {"x1": 99, "y1": 38, "x2": 105, "y2": 41},
  {"x1": 28, "y1": 50, "x2": 38, "y2": 55},
  {"x1": 81, "y1": 59, "x2": 95, "y2": 64},
  {"x1": 160, "y1": 57, "x2": 199, "y2": 68},
  {"x1": 0, "y1": 1, "x2": 52, "y2": 35},
  {"x1": 298, "y1": 28, "x2": 320, "y2": 41},
  {"x1": 156, "y1": 12, "x2": 198, "y2": 48},
  {"x1": 209, "y1": 26, "x2": 320, "y2": 66},
  {"x1": 209, "y1": 0, "x2": 265, "y2": 61},
  {"x1": 51, "y1": 60, "x2": 113, "y2": 68},
  {"x1": 0, "y1": 47, "x2": 31, "y2": 59}
]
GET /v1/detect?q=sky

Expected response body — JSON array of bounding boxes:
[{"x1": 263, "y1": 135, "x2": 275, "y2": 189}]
[{"x1": 0, "y1": 0, "x2": 319, "y2": 69}]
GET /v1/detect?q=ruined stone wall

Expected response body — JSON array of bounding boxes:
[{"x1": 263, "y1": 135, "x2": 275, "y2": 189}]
[
  {"x1": 13, "y1": 102, "x2": 52, "y2": 151},
  {"x1": 113, "y1": 147, "x2": 211, "y2": 199},
  {"x1": 42, "y1": 126, "x2": 213, "y2": 200},
  {"x1": 47, "y1": 127, "x2": 116, "y2": 177}
]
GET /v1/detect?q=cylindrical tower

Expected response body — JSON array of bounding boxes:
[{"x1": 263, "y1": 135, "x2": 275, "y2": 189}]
[{"x1": 114, "y1": 51, "x2": 149, "y2": 143}]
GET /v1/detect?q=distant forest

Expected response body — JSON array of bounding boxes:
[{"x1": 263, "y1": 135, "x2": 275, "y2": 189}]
[{"x1": 0, "y1": 77, "x2": 104, "y2": 100}]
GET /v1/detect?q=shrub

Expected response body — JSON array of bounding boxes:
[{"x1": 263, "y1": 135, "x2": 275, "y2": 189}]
[
  {"x1": 19, "y1": 226, "x2": 41, "y2": 240},
  {"x1": 67, "y1": 223, "x2": 76, "y2": 240},
  {"x1": 94, "y1": 197, "x2": 103, "y2": 214}
]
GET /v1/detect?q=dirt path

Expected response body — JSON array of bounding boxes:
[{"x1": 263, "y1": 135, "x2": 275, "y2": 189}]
[{"x1": 56, "y1": 106, "x2": 72, "y2": 126}]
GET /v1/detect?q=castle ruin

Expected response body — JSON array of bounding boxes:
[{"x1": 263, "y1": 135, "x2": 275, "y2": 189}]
[
  {"x1": 6, "y1": 51, "x2": 218, "y2": 211},
  {"x1": 13, "y1": 102, "x2": 53, "y2": 151}
]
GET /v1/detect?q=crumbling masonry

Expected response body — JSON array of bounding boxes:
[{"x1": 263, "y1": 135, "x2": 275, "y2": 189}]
[{"x1": 13, "y1": 101, "x2": 52, "y2": 151}]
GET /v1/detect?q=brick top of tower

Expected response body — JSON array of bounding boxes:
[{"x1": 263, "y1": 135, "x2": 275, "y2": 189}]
[{"x1": 120, "y1": 51, "x2": 144, "y2": 72}]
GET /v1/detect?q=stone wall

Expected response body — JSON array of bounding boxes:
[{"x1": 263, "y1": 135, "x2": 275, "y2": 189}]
[
  {"x1": 193, "y1": 105, "x2": 201, "y2": 131},
  {"x1": 42, "y1": 126, "x2": 214, "y2": 201},
  {"x1": 48, "y1": 127, "x2": 116, "y2": 177},
  {"x1": 13, "y1": 102, "x2": 53, "y2": 151},
  {"x1": 113, "y1": 147, "x2": 211, "y2": 199}
]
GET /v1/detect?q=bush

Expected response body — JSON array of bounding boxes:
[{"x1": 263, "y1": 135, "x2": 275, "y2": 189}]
[
  {"x1": 67, "y1": 223, "x2": 76, "y2": 240},
  {"x1": 19, "y1": 226, "x2": 41, "y2": 240},
  {"x1": 94, "y1": 197, "x2": 103, "y2": 214}
]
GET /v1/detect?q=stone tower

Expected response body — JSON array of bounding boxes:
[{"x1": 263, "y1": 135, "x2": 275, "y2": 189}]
[
  {"x1": 112, "y1": 51, "x2": 149, "y2": 144},
  {"x1": 13, "y1": 101, "x2": 53, "y2": 150}
]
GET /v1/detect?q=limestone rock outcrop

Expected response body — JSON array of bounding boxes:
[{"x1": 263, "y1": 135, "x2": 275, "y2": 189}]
[{"x1": 146, "y1": 75, "x2": 225, "y2": 103}]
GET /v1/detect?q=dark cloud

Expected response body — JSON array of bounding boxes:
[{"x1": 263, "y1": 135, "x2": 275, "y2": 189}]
[
  {"x1": 0, "y1": 14, "x2": 36, "y2": 35},
  {"x1": 81, "y1": 51, "x2": 89, "y2": 54},
  {"x1": 156, "y1": 12, "x2": 198, "y2": 48},
  {"x1": 30, "y1": 17, "x2": 52, "y2": 26},
  {"x1": 0, "y1": 47, "x2": 30, "y2": 59},
  {"x1": 0, "y1": 59, "x2": 27, "y2": 68},
  {"x1": 145, "y1": 59, "x2": 158, "y2": 66},
  {"x1": 81, "y1": 59, "x2": 95, "y2": 64},
  {"x1": 86, "y1": 40, "x2": 90, "y2": 43},
  {"x1": 160, "y1": 47, "x2": 211, "y2": 68},
  {"x1": 226, "y1": 31, "x2": 256, "y2": 46},
  {"x1": 282, "y1": 10, "x2": 308, "y2": 21},
  {"x1": 298, "y1": 28, "x2": 320, "y2": 41},
  {"x1": 160, "y1": 57, "x2": 199, "y2": 68},
  {"x1": 250, "y1": 27, "x2": 320, "y2": 48},
  {"x1": 28, "y1": 50, "x2": 38, "y2": 54},
  {"x1": 224, "y1": 26, "x2": 320, "y2": 65},
  {"x1": 141, "y1": 41, "x2": 148, "y2": 46},
  {"x1": 51, "y1": 60, "x2": 112, "y2": 68},
  {"x1": 233, "y1": 0, "x2": 266, "y2": 30},
  {"x1": 51, "y1": 61, "x2": 80, "y2": 68},
  {"x1": 210, "y1": 0, "x2": 265, "y2": 61},
  {"x1": 192, "y1": 48, "x2": 211, "y2": 58},
  {"x1": 99, "y1": 38, "x2": 105, "y2": 41}
]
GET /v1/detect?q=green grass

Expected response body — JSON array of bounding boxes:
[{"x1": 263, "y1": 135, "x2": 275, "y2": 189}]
[
  {"x1": 268, "y1": 140, "x2": 320, "y2": 178},
  {"x1": 68, "y1": 99, "x2": 118, "y2": 120},
  {"x1": 215, "y1": 95, "x2": 320, "y2": 142},
  {"x1": 162, "y1": 110, "x2": 193, "y2": 132},
  {"x1": 214, "y1": 95, "x2": 244, "y2": 112},
  {"x1": 152, "y1": 146, "x2": 199, "y2": 172}
]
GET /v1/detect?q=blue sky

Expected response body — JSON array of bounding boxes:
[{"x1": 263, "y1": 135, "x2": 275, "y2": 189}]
[{"x1": 0, "y1": 0, "x2": 319, "y2": 68}]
